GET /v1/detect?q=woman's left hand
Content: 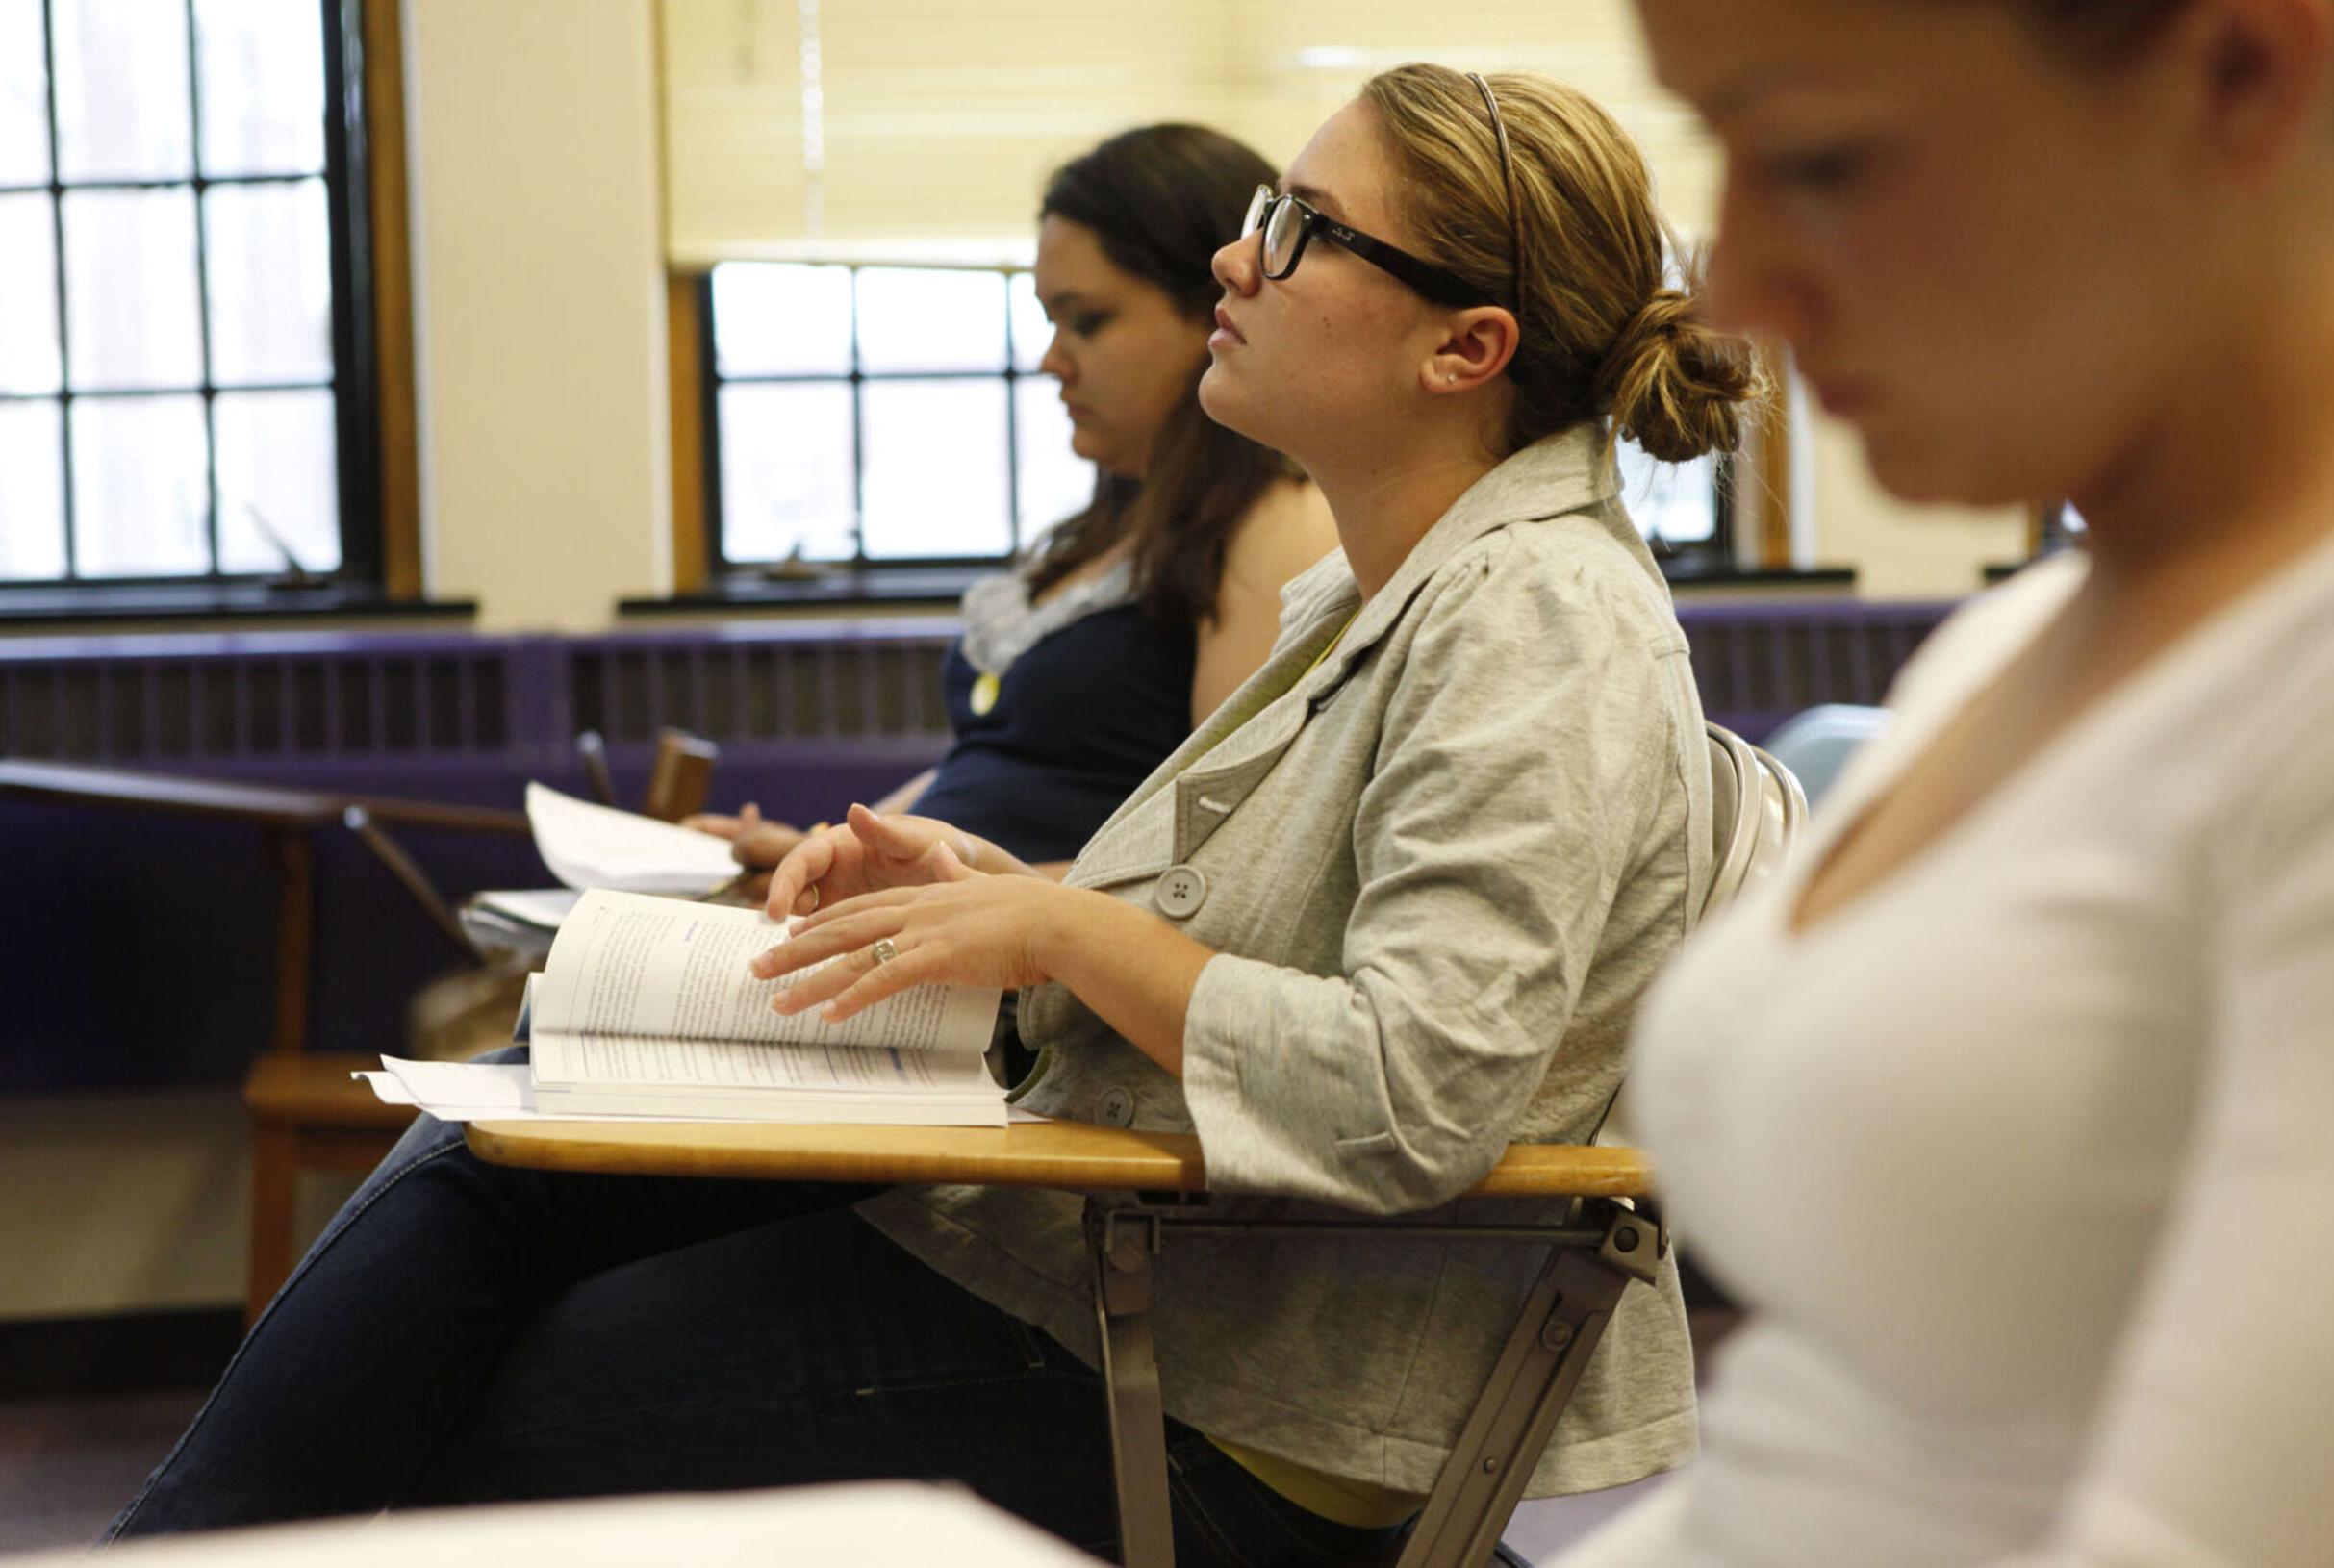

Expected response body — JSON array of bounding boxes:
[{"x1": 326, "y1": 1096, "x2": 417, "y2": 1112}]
[{"x1": 748, "y1": 877, "x2": 1086, "y2": 1022}]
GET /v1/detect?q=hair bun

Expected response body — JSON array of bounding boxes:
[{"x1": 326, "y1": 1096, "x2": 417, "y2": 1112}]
[
  {"x1": 1605, "y1": 290, "x2": 1691, "y2": 364},
  {"x1": 1597, "y1": 287, "x2": 1763, "y2": 463}
]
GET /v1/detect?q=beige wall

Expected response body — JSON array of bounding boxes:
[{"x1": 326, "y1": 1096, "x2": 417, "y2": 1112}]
[
  {"x1": 1801, "y1": 415, "x2": 2028, "y2": 598},
  {"x1": 1, "y1": 1092, "x2": 246, "y2": 1319},
  {"x1": 393, "y1": 0, "x2": 2013, "y2": 629},
  {"x1": 408, "y1": 0, "x2": 672, "y2": 632},
  {"x1": 0, "y1": 1090, "x2": 351, "y2": 1322}
]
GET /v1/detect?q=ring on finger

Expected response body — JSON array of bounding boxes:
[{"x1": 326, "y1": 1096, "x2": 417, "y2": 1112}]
[
  {"x1": 804, "y1": 884, "x2": 821, "y2": 913},
  {"x1": 872, "y1": 937, "x2": 900, "y2": 966}
]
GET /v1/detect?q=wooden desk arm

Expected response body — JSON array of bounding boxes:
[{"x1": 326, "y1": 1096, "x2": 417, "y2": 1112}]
[{"x1": 463, "y1": 1120, "x2": 1654, "y2": 1204}]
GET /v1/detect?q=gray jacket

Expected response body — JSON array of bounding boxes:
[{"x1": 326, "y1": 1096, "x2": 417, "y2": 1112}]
[{"x1": 860, "y1": 423, "x2": 1709, "y2": 1497}]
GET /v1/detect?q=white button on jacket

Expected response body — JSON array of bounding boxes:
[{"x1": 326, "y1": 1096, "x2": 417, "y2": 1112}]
[{"x1": 1154, "y1": 865, "x2": 1207, "y2": 919}]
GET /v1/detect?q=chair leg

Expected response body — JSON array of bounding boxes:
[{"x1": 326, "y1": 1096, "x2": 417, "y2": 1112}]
[
  {"x1": 246, "y1": 1124, "x2": 299, "y2": 1327},
  {"x1": 1395, "y1": 1202, "x2": 1664, "y2": 1568},
  {"x1": 1087, "y1": 1197, "x2": 1175, "y2": 1568}
]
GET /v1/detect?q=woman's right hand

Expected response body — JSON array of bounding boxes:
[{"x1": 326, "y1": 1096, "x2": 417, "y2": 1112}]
[
  {"x1": 764, "y1": 803, "x2": 983, "y2": 920},
  {"x1": 685, "y1": 802, "x2": 809, "y2": 870}
]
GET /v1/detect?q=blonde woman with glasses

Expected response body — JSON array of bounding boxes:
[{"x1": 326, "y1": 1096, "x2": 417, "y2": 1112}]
[{"x1": 114, "y1": 67, "x2": 1758, "y2": 1565}]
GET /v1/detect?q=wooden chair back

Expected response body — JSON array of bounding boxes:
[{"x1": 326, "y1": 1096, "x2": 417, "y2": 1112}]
[
  {"x1": 642, "y1": 729, "x2": 720, "y2": 822},
  {"x1": 572, "y1": 727, "x2": 720, "y2": 822}
]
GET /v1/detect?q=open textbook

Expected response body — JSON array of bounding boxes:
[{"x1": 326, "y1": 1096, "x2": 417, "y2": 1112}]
[{"x1": 519, "y1": 889, "x2": 1007, "y2": 1125}]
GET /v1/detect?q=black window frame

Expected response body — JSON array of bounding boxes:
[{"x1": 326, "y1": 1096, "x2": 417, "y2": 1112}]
[
  {"x1": 699, "y1": 263, "x2": 1075, "y2": 580},
  {"x1": 698, "y1": 263, "x2": 1738, "y2": 585},
  {"x1": 0, "y1": 0, "x2": 382, "y2": 594}
]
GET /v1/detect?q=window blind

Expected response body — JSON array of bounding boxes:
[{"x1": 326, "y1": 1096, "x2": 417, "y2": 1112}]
[{"x1": 658, "y1": 0, "x2": 1718, "y2": 266}]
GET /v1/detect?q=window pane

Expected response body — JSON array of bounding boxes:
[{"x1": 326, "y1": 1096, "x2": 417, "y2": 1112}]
[
  {"x1": 53, "y1": 0, "x2": 192, "y2": 182},
  {"x1": 215, "y1": 389, "x2": 338, "y2": 574},
  {"x1": 1008, "y1": 270, "x2": 1051, "y2": 373},
  {"x1": 861, "y1": 380, "x2": 1008, "y2": 559},
  {"x1": 1617, "y1": 442, "x2": 1717, "y2": 545},
  {"x1": 854, "y1": 268, "x2": 1006, "y2": 374},
  {"x1": 711, "y1": 264, "x2": 852, "y2": 378},
  {"x1": 0, "y1": 0, "x2": 50, "y2": 186},
  {"x1": 194, "y1": 0, "x2": 325, "y2": 176},
  {"x1": 717, "y1": 382, "x2": 856, "y2": 564},
  {"x1": 0, "y1": 193, "x2": 60, "y2": 393},
  {"x1": 206, "y1": 179, "x2": 333, "y2": 385},
  {"x1": 71, "y1": 393, "x2": 211, "y2": 577},
  {"x1": 63, "y1": 189, "x2": 202, "y2": 391},
  {"x1": 1015, "y1": 377, "x2": 1093, "y2": 547},
  {"x1": 0, "y1": 399, "x2": 65, "y2": 578}
]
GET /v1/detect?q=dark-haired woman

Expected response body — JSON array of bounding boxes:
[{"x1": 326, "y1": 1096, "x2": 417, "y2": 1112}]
[{"x1": 692, "y1": 124, "x2": 1336, "y2": 877}]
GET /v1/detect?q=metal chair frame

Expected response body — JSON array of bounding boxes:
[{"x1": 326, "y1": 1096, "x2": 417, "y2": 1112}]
[{"x1": 1082, "y1": 721, "x2": 1802, "y2": 1568}]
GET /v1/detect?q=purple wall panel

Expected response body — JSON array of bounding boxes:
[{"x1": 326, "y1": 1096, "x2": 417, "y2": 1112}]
[{"x1": 1, "y1": 600, "x2": 1951, "y2": 1091}]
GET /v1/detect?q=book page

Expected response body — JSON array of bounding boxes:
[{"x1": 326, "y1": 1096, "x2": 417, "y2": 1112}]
[
  {"x1": 532, "y1": 1032, "x2": 1003, "y2": 1096},
  {"x1": 531, "y1": 890, "x2": 1001, "y2": 1083}
]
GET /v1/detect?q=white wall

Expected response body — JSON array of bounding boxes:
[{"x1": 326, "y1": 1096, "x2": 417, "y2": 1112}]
[{"x1": 407, "y1": 0, "x2": 672, "y2": 632}]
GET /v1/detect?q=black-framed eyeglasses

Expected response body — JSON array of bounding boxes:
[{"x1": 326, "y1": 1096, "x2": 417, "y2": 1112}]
[{"x1": 1240, "y1": 185, "x2": 1492, "y2": 308}]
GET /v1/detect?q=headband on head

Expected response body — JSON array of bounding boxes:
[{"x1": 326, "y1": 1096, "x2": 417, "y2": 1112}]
[{"x1": 1466, "y1": 71, "x2": 1525, "y2": 315}]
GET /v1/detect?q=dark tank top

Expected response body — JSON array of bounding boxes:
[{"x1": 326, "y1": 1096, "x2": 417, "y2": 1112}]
[{"x1": 911, "y1": 601, "x2": 1197, "y2": 865}]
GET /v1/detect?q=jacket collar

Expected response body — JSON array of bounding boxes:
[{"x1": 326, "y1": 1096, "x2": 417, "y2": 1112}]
[
  {"x1": 1068, "y1": 422, "x2": 1632, "y2": 878},
  {"x1": 1280, "y1": 421, "x2": 1622, "y2": 695}
]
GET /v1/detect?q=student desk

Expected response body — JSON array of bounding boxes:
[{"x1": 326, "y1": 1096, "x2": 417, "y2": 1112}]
[
  {"x1": 468, "y1": 1118, "x2": 1662, "y2": 1568},
  {"x1": 0, "y1": 759, "x2": 525, "y2": 1058},
  {"x1": 0, "y1": 759, "x2": 530, "y2": 1309}
]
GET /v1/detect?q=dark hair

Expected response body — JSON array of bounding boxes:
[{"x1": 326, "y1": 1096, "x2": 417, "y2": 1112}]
[
  {"x1": 2009, "y1": 0, "x2": 2190, "y2": 61},
  {"x1": 1024, "y1": 124, "x2": 1295, "y2": 626}
]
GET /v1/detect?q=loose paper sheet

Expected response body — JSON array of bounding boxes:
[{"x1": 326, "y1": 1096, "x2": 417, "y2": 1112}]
[
  {"x1": 356, "y1": 1060, "x2": 1044, "y2": 1124},
  {"x1": 527, "y1": 783, "x2": 742, "y2": 896},
  {"x1": 471, "y1": 887, "x2": 584, "y2": 930}
]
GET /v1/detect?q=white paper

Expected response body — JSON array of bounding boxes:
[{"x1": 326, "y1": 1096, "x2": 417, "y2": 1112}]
[
  {"x1": 358, "y1": 1062, "x2": 708, "y2": 1122},
  {"x1": 526, "y1": 782, "x2": 742, "y2": 896},
  {"x1": 355, "y1": 1060, "x2": 1044, "y2": 1125},
  {"x1": 471, "y1": 887, "x2": 585, "y2": 929},
  {"x1": 6, "y1": 1479, "x2": 1102, "y2": 1568},
  {"x1": 376, "y1": 1057, "x2": 534, "y2": 1111}
]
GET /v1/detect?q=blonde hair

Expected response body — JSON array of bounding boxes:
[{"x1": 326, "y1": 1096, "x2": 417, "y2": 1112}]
[{"x1": 1359, "y1": 63, "x2": 1763, "y2": 462}]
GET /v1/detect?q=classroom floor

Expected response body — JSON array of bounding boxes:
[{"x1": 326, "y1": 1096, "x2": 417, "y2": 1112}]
[
  {"x1": 0, "y1": 1387, "x2": 199, "y2": 1555},
  {"x1": 0, "y1": 1313, "x2": 1738, "y2": 1560}
]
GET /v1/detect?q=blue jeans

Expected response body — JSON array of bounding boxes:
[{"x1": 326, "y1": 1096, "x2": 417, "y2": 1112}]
[{"x1": 109, "y1": 1089, "x2": 1408, "y2": 1567}]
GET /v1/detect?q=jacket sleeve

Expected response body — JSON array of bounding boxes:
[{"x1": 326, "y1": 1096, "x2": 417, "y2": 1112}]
[{"x1": 1180, "y1": 531, "x2": 1692, "y2": 1211}]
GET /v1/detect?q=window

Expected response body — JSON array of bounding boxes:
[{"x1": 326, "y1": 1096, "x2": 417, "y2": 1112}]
[
  {"x1": 0, "y1": 0, "x2": 378, "y2": 589},
  {"x1": 701, "y1": 260, "x2": 1731, "y2": 580},
  {"x1": 1617, "y1": 442, "x2": 1730, "y2": 561},
  {"x1": 705, "y1": 263, "x2": 1093, "y2": 573}
]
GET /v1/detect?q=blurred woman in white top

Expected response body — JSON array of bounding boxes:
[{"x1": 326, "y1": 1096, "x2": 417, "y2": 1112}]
[{"x1": 1563, "y1": 2, "x2": 2334, "y2": 1564}]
